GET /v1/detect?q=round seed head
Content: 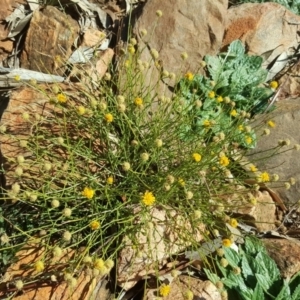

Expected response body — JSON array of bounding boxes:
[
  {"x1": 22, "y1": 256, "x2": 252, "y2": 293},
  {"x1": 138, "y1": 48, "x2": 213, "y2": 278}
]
[
  {"x1": 63, "y1": 208, "x2": 72, "y2": 217},
  {"x1": 122, "y1": 162, "x2": 131, "y2": 171},
  {"x1": 62, "y1": 230, "x2": 72, "y2": 242},
  {"x1": 12, "y1": 183, "x2": 21, "y2": 194},
  {"x1": 51, "y1": 199, "x2": 60, "y2": 208},
  {"x1": 15, "y1": 280, "x2": 24, "y2": 290},
  {"x1": 15, "y1": 166, "x2": 23, "y2": 176},
  {"x1": 17, "y1": 155, "x2": 25, "y2": 164}
]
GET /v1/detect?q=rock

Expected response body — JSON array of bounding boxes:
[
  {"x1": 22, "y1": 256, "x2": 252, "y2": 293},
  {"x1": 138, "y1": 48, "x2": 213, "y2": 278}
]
[
  {"x1": 82, "y1": 28, "x2": 106, "y2": 48},
  {"x1": 263, "y1": 238, "x2": 300, "y2": 278},
  {"x1": 131, "y1": 0, "x2": 227, "y2": 97},
  {"x1": 277, "y1": 62, "x2": 300, "y2": 100},
  {"x1": 0, "y1": 0, "x2": 24, "y2": 62},
  {"x1": 223, "y1": 3, "x2": 300, "y2": 76},
  {"x1": 220, "y1": 187, "x2": 277, "y2": 233},
  {"x1": 145, "y1": 276, "x2": 221, "y2": 300},
  {"x1": 1, "y1": 87, "x2": 48, "y2": 163},
  {"x1": 71, "y1": 48, "x2": 114, "y2": 85},
  {"x1": 94, "y1": 48, "x2": 114, "y2": 79},
  {"x1": 231, "y1": 190, "x2": 277, "y2": 232},
  {"x1": 20, "y1": 6, "x2": 79, "y2": 75},
  {"x1": 117, "y1": 206, "x2": 205, "y2": 290},
  {"x1": 250, "y1": 99, "x2": 300, "y2": 206},
  {"x1": 0, "y1": 83, "x2": 80, "y2": 186},
  {"x1": 134, "y1": 0, "x2": 228, "y2": 75}
]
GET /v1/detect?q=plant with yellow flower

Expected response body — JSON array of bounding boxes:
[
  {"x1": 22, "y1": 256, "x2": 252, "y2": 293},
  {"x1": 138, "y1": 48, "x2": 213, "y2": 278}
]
[
  {"x1": 89, "y1": 220, "x2": 100, "y2": 230},
  {"x1": 141, "y1": 191, "x2": 156, "y2": 206},
  {"x1": 159, "y1": 284, "x2": 171, "y2": 297},
  {"x1": 82, "y1": 187, "x2": 95, "y2": 199}
]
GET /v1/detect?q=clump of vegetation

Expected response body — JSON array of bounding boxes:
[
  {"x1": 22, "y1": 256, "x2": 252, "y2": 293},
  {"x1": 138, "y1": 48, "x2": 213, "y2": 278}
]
[
  {"x1": 0, "y1": 8, "x2": 292, "y2": 298},
  {"x1": 205, "y1": 236, "x2": 300, "y2": 300}
]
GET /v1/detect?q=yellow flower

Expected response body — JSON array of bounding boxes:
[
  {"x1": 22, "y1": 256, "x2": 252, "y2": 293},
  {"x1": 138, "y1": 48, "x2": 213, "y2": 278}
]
[
  {"x1": 245, "y1": 136, "x2": 252, "y2": 144},
  {"x1": 269, "y1": 81, "x2": 278, "y2": 89},
  {"x1": 77, "y1": 105, "x2": 86, "y2": 115},
  {"x1": 34, "y1": 261, "x2": 45, "y2": 272},
  {"x1": 230, "y1": 109, "x2": 238, "y2": 117},
  {"x1": 238, "y1": 124, "x2": 244, "y2": 131},
  {"x1": 82, "y1": 187, "x2": 95, "y2": 199},
  {"x1": 267, "y1": 120, "x2": 275, "y2": 128},
  {"x1": 229, "y1": 218, "x2": 238, "y2": 228},
  {"x1": 216, "y1": 96, "x2": 223, "y2": 103},
  {"x1": 192, "y1": 152, "x2": 202, "y2": 162},
  {"x1": 208, "y1": 91, "x2": 215, "y2": 98},
  {"x1": 222, "y1": 238, "x2": 232, "y2": 247},
  {"x1": 106, "y1": 176, "x2": 114, "y2": 184},
  {"x1": 128, "y1": 44, "x2": 135, "y2": 54},
  {"x1": 159, "y1": 284, "x2": 171, "y2": 297},
  {"x1": 249, "y1": 165, "x2": 258, "y2": 172},
  {"x1": 14, "y1": 75, "x2": 21, "y2": 81},
  {"x1": 203, "y1": 120, "x2": 211, "y2": 127},
  {"x1": 178, "y1": 178, "x2": 185, "y2": 186},
  {"x1": 94, "y1": 258, "x2": 105, "y2": 270},
  {"x1": 142, "y1": 191, "x2": 156, "y2": 206},
  {"x1": 219, "y1": 156, "x2": 230, "y2": 167},
  {"x1": 104, "y1": 113, "x2": 113, "y2": 123},
  {"x1": 134, "y1": 97, "x2": 143, "y2": 107},
  {"x1": 57, "y1": 93, "x2": 67, "y2": 103},
  {"x1": 185, "y1": 72, "x2": 194, "y2": 81},
  {"x1": 258, "y1": 171, "x2": 270, "y2": 183},
  {"x1": 90, "y1": 220, "x2": 100, "y2": 230}
]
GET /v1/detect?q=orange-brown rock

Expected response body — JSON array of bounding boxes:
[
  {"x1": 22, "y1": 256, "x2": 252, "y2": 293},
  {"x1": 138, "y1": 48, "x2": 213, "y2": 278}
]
[
  {"x1": 20, "y1": 6, "x2": 79, "y2": 75},
  {"x1": 263, "y1": 238, "x2": 300, "y2": 278},
  {"x1": 0, "y1": 242, "x2": 112, "y2": 300},
  {"x1": 223, "y1": 3, "x2": 300, "y2": 73},
  {"x1": 0, "y1": 0, "x2": 26, "y2": 61}
]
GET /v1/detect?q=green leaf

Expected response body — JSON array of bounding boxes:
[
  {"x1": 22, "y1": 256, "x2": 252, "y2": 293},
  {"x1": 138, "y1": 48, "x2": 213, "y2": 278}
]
[
  {"x1": 289, "y1": 270, "x2": 300, "y2": 294},
  {"x1": 205, "y1": 56, "x2": 223, "y2": 82},
  {"x1": 252, "y1": 282, "x2": 265, "y2": 300},
  {"x1": 228, "y1": 272, "x2": 253, "y2": 300},
  {"x1": 255, "y1": 273, "x2": 273, "y2": 291},
  {"x1": 292, "y1": 284, "x2": 300, "y2": 300},
  {"x1": 244, "y1": 237, "x2": 265, "y2": 255},
  {"x1": 214, "y1": 70, "x2": 233, "y2": 90},
  {"x1": 275, "y1": 280, "x2": 291, "y2": 300},
  {"x1": 224, "y1": 247, "x2": 240, "y2": 268},
  {"x1": 216, "y1": 260, "x2": 229, "y2": 278},
  {"x1": 241, "y1": 255, "x2": 256, "y2": 288},
  {"x1": 255, "y1": 252, "x2": 281, "y2": 283},
  {"x1": 228, "y1": 40, "x2": 245, "y2": 57},
  {"x1": 222, "y1": 277, "x2": 239, "y2": 289},
  {"x1": 203, "y1": 267, "x2": 221, "y2": 284}
]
